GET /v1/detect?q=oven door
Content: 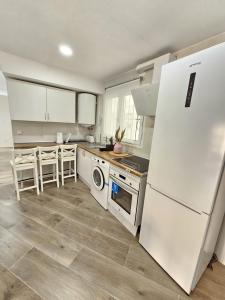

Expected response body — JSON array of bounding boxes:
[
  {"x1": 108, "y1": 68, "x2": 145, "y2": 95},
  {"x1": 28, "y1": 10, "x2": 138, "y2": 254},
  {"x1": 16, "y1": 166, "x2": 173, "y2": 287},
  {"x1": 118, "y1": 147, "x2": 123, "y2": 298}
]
[{"x1": 108, "y1": 176, "x2": 138, "y2": 225}]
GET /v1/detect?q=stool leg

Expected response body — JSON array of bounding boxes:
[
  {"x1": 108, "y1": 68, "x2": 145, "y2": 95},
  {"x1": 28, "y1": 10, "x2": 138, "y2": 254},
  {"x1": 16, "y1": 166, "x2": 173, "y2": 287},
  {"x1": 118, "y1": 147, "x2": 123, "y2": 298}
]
[
  {"x1": 12, "y1": 166, "x2": 20, "y2": 201},
  {"x1": 74, "y1": 159, "x2": 77, "y2": 182},
  {"x1": 39, "y1": 162, "x2": 44, "y2": 192},
  {"x1": 53, "y1": 164, "x2": 56, "y2": 180},
  {"x1": 69, "y1": 161, "x2": 71, "y2": 176},
  {"x1": 20, "y1": 171, "x2": 24, "y2": 189},
  {"x1": 61, "y1": 159, "x2": 64, "y2": 186},
  {"x1": 56, "y1": 161, "x2": 59, "y2": 188},
  {"x1": 34, "y1": 164, "x2": 40, "y2": 195}
]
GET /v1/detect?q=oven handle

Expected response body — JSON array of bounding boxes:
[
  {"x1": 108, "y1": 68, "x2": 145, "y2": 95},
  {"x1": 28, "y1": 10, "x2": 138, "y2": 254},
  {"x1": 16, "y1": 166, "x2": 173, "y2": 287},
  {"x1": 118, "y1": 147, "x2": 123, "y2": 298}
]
[{"x1": 109, "y1": 175, "x2": 139, "y2": 195}]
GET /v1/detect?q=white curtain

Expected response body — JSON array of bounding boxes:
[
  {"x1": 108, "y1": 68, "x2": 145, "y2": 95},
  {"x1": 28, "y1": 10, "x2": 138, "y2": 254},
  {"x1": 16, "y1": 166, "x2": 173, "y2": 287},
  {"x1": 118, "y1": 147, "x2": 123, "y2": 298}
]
[{"x1": 102, "y1": 79, "x2": 143, "y2": 144}]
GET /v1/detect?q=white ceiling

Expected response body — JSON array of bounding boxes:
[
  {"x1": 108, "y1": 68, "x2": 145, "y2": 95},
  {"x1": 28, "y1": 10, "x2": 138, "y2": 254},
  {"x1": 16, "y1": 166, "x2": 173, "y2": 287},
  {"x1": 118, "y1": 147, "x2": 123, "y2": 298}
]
[{"x1": 0, "y1": 0, "x2": 225, "y2": 82}]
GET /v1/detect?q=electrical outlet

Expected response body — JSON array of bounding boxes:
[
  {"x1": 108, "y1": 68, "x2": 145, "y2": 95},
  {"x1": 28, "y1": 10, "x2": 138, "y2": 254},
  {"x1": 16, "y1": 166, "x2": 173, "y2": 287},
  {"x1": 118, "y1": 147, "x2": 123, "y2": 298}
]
[{"x1": 17, "y1": 130, "x2": 23, "y2": 135}]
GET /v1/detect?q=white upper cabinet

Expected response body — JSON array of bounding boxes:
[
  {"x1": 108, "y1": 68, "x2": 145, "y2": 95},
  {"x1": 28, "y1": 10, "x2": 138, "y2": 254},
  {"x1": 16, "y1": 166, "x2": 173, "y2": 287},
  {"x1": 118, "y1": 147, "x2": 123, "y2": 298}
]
[
  {"x1": 7, "y1": 79, "x2": 46, "y2": 121},
  {"x1": 46, "y1": 88, "x2": 76, "y2": 123},
  {"x1": 7, "y1": 79, "x2": 76, "y2": 123},
  {"x1": 78, "y1": 93, "x2": 96, "y2": 126}
]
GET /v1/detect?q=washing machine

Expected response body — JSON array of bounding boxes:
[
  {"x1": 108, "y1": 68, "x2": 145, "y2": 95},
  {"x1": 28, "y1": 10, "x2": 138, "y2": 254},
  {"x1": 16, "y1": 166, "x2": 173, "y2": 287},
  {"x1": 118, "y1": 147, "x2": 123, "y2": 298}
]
[{"x1": 91, "y1": 156, "x2": 110, "y2": 210}]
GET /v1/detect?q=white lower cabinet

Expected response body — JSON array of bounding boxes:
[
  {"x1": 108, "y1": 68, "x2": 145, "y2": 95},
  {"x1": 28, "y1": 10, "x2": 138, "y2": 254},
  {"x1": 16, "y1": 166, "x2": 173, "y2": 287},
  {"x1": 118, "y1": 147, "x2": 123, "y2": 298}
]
[{"x1": 77, "y1": 148, "x2": 92, "y2": 187}]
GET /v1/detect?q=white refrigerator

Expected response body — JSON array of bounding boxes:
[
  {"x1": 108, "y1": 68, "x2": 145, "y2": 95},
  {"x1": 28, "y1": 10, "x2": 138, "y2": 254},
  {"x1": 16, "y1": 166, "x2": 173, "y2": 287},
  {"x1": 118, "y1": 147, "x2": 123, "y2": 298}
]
[{"x1": 139, "y1": 42, "x2": 225, "y2": 294}]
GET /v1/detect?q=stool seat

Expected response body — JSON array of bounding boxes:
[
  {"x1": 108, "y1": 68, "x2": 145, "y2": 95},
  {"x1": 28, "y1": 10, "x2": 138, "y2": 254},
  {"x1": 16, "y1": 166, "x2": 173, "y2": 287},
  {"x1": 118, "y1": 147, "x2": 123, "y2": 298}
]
[
  {"x1": 10, "y1": 160, "x2": 36, "y2": 170},
  {"x1": 59, "y1": 151, "x2": 74, "y2": 158},
  {"x1": 14, "y1": 154, "x2": 36, "y2": 164},
  {"x1": 38, "y1": 152, "x2": 57, "y2": 160}
]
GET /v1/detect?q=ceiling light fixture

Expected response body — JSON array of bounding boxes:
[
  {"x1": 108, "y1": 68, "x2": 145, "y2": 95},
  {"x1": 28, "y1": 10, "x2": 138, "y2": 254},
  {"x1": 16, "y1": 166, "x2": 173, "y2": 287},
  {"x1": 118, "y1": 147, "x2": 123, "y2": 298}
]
[{"x1": 59, "y1": 44, "x2": 73, "y2": 57}]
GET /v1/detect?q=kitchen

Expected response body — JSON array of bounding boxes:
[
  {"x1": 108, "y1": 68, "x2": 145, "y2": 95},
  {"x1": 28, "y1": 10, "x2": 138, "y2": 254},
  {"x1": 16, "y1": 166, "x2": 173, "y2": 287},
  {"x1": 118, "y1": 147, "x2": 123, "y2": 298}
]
[{"x1": 1, "y1": 1, "x2": 225, "y2": 299}]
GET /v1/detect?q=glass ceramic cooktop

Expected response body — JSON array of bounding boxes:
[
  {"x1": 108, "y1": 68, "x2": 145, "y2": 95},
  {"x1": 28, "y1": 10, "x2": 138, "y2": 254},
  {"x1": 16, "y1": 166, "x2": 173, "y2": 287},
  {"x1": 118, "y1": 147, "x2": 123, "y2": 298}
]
[{"x1": 113, "y1": 155, "x2": 149, "y2": 173}]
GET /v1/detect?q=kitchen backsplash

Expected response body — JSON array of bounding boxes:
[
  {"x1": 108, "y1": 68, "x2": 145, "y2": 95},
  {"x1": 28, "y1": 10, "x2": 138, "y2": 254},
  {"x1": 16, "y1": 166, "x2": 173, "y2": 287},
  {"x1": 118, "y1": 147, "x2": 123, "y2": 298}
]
[{"x1": 12, "y1": 121, "x2": 91, "y2": 143}]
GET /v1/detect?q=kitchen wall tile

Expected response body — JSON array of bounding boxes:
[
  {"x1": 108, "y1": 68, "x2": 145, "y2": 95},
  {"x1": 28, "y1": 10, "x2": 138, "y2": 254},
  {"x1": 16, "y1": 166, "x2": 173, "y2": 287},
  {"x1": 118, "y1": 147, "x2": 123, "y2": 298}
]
[{"x1": 12, "y1": 121, "x2": 90, "y2": 143}]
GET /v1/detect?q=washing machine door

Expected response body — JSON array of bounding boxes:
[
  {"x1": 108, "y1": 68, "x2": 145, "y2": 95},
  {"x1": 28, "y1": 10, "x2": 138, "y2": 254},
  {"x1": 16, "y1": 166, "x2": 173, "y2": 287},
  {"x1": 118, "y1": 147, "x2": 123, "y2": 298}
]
[{"x1": 92, "y1": 166, "x2": 105, "y2": 191}]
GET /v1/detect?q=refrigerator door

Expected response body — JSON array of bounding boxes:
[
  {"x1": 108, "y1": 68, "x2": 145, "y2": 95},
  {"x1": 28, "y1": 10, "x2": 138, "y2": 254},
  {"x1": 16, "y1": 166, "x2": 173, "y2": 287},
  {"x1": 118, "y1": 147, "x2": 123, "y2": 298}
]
[
  {"x1": 148, "y1": 43, "x2": 225, "y2": 214},
  {"x1": 140, "y1": 185, "x2": 209, "y2": 294}
]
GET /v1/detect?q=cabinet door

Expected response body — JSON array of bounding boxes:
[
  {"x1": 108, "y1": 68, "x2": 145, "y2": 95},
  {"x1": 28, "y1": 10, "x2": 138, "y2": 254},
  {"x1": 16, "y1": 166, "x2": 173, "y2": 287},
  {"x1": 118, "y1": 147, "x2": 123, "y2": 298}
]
[
  {"x1": 77, "y1": 148, "x2": 92, "y2": 187},
  {"x1": 47, "y1": 88, "x2": 75, "y2": 123},
  {"x1": 7, "y1": 79, "x2": 46, "y2": 121},
  {"x1": 85, "y1": 151, "x2": 92, "y2": 186},
  {"x1": 77, "y1": 148, "x2": 84, "y2": 176},
  {"x1": 78, "y1": 93, "x2": 96, "y2": 125}
]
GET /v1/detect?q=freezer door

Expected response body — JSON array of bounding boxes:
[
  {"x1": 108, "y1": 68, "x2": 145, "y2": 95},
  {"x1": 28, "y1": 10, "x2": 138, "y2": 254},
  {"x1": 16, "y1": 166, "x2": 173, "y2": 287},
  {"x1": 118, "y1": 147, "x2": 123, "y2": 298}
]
[
  {"x1": 139, "y1": 185, "x2": 209, "y2": 294},
  {"x1": 149, "y1": 43, "x2": 225, "y2": 214}
]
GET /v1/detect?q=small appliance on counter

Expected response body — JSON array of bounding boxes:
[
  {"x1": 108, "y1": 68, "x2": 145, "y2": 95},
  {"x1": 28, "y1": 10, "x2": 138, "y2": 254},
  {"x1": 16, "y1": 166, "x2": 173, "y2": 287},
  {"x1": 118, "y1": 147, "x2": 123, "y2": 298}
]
[
  {"x1": 86, "y1": 135, "x2": 95, "y2": 143},
  {"x1": 56, "y1": 132, "x2": 63, "y2": 144},
  {"x1": 65, "y1": 133, "x2": 72, "y2": 143},
  {"x1": 99, "y1": 144, "x2": 114, "y2": 152},
  {"x1": 99, "y1": 136, "x2": 114, "y2": 151}
]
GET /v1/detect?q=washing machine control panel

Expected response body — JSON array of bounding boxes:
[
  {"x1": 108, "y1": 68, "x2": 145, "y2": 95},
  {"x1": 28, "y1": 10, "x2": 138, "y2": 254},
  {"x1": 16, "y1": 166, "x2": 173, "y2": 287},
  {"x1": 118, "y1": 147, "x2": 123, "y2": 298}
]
[{"x1": 92, "y1": 156, "x2": 110, "y2": 168}]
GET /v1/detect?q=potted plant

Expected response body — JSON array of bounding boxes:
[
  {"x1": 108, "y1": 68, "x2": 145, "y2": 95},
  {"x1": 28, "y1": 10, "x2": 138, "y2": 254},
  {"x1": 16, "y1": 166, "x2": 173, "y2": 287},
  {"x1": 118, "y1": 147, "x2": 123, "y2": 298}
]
[{"x1": 114, "y1": 127, "x2": 126, "y2": 153}]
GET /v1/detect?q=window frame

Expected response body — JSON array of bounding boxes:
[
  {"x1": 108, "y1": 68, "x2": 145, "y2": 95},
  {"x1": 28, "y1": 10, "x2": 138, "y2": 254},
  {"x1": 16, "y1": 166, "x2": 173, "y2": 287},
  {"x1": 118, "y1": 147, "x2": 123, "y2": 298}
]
[
  {"x1": 102, "y1": 81, "x2": 144, "y2": 146},
  {"x1": 117, "y1": 96, "x2": 144, "y2": 145}
]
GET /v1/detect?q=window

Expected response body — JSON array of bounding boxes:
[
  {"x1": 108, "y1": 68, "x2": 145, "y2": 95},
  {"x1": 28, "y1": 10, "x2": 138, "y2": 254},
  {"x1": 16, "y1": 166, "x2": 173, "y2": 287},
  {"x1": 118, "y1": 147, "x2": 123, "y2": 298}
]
[
  {"x1": 102, "y1": 96, "x2": 119, "y2": 137},
  {"x1": 102, "y1": 81, "x2": 143, "y2": 145}
]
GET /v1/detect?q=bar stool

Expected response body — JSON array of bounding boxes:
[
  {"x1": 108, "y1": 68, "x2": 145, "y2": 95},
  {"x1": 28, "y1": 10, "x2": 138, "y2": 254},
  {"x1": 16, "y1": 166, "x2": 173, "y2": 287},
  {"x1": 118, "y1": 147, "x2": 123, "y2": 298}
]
[
  {"x1": 10, "y1": 148, "x2": 39, "y2": 201},
  {"x1": 38, "y1": 146, "x2": 59, "y2": 192},
  {"x1": 59, "y1": 144, "x2": 77, "y2": 186}
]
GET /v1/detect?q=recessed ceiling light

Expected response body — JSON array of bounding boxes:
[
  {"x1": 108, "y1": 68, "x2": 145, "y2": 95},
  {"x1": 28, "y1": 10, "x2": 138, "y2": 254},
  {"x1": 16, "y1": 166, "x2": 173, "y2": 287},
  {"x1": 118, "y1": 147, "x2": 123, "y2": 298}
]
[{"x1": 59, "y1": 44, "x2": 73, "y2": 57}]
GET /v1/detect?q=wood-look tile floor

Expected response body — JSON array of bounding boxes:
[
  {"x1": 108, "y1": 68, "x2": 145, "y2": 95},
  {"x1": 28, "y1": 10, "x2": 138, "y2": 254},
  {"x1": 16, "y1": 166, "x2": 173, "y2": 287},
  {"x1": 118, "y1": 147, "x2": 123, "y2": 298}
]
[{"x1": 0, "y1": 169, "x2": 225, "y2": 299}]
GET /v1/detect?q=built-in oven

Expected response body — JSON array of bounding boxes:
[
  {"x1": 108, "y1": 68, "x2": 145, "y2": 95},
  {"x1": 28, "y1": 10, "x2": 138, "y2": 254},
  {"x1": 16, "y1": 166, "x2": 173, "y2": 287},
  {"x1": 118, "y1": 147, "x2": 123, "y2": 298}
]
[{"x1": 108, "y1": 167, "x2": 140, "y2": 225}]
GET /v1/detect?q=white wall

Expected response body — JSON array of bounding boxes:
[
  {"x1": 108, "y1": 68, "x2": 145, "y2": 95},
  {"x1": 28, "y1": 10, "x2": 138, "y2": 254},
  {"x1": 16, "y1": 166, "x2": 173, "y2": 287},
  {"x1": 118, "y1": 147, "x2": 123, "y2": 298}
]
[
  {"x1": 216, "y1": 217, "x2": 225, "y2": 264},
  {"x1": 12, "y1": 121, "x2": 90, "y2": 144},
  {"x1": 0, "y1": 50, "x2": 104, "y2": 94},
  {"x1": 0, "y1": 95, "x2": 13, "y2": 147},
  {"x1": 0, "y1": 71, "x2": 13, "y2": 147},
  {"x1": 0, "y1": 72, "x2": 7, "y2": 96},
  {"x1": 94, "y1": 95, "x2": 103, "y2": 143}
]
